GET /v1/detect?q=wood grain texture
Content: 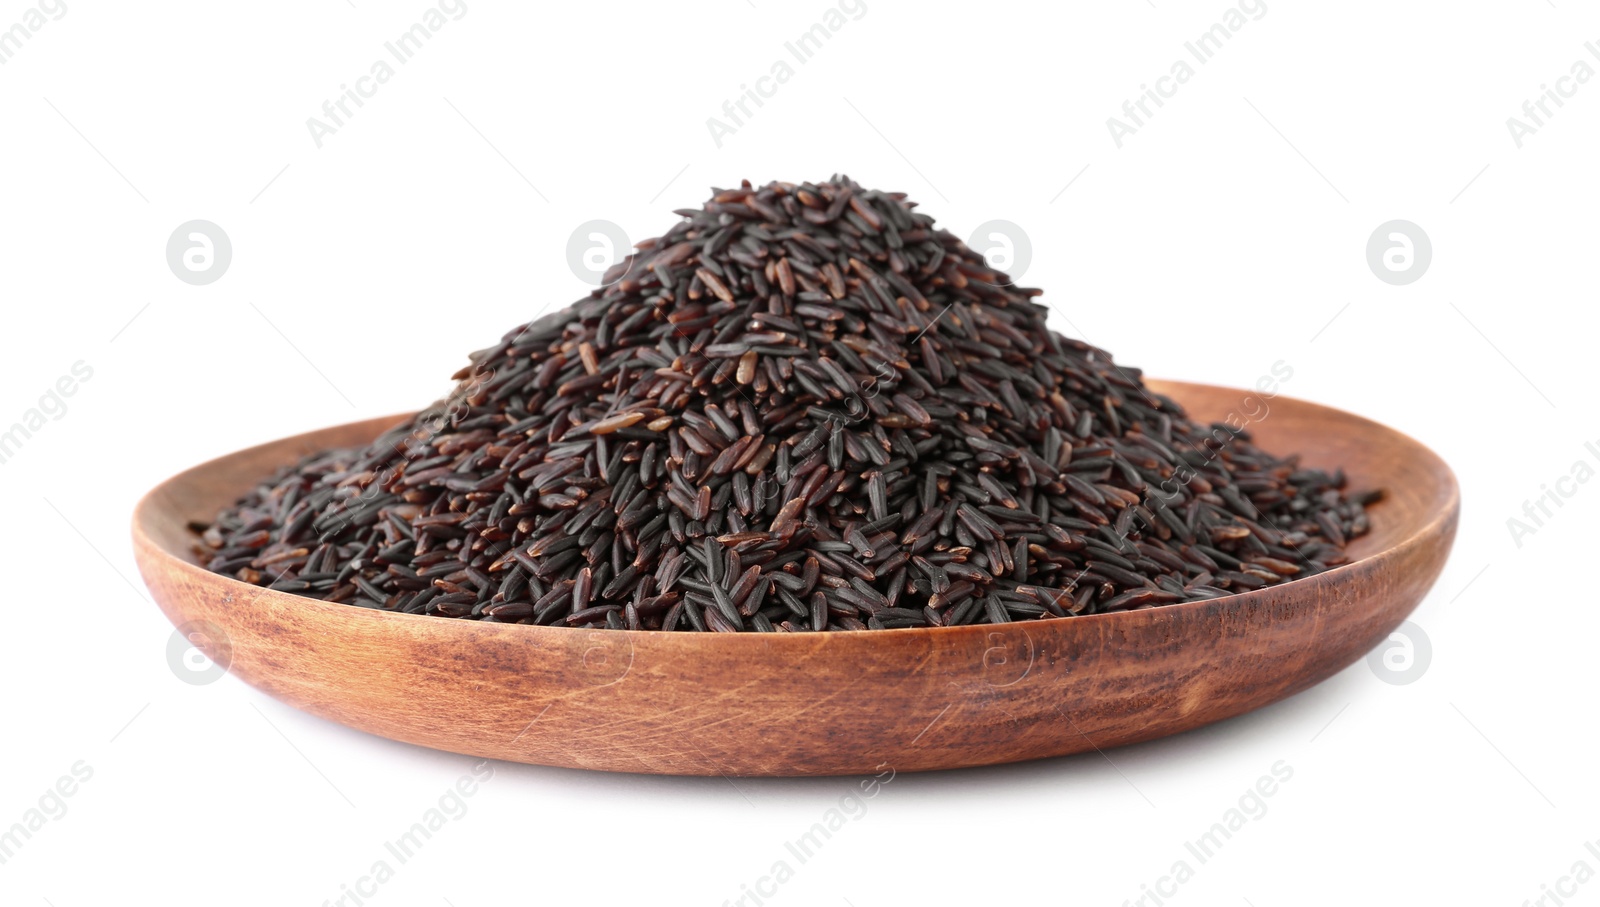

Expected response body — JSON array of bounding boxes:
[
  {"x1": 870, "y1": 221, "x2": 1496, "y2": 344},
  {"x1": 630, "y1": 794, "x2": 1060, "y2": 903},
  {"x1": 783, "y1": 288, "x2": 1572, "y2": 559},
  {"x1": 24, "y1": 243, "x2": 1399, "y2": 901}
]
[{"x1": 132, "y1": 381, "x2": 1459, "y2": 777}]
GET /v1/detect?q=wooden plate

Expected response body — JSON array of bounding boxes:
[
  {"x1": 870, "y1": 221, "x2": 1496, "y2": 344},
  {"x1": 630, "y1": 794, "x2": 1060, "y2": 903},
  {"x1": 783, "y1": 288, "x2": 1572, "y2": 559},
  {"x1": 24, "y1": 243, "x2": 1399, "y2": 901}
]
[{"x1": 132, "y1": 381, "x2": 1458, "y2": 776}]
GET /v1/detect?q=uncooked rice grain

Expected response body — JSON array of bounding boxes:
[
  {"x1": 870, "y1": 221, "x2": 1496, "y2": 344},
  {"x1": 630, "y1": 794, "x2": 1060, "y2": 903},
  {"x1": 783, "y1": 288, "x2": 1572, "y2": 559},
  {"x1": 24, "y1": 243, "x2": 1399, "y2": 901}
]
[{"x1": 195, "y1": 176, "x2": 1378, "y2": 632}]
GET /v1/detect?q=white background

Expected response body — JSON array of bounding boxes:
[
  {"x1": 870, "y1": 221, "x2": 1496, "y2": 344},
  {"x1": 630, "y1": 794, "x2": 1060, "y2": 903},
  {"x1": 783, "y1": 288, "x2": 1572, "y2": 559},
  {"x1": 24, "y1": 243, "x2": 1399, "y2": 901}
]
[{"x1": 2, "y1": 1, "x2": 1596, "y2": 904}]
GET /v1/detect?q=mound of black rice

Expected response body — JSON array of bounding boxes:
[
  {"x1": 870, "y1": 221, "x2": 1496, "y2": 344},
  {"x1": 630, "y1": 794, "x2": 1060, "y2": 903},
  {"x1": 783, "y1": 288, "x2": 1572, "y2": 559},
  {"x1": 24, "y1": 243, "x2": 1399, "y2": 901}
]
[{"x1": 195, "y1": 176, "x2": 1376, "y2": 632}]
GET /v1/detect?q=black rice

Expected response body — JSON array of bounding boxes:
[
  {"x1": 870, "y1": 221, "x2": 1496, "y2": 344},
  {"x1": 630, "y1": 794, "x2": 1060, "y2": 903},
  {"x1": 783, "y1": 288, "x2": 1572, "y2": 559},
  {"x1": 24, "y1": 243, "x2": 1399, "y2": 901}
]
[{"x1": 195, "y1": 176, "x2": 1377, "y2": 632}]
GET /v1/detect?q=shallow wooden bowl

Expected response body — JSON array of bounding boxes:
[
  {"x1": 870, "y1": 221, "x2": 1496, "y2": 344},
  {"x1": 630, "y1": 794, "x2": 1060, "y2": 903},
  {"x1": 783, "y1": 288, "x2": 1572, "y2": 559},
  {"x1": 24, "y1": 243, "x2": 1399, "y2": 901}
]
[{"x1": 133, "y1": 381, "x2": 1458, "y2": 777}]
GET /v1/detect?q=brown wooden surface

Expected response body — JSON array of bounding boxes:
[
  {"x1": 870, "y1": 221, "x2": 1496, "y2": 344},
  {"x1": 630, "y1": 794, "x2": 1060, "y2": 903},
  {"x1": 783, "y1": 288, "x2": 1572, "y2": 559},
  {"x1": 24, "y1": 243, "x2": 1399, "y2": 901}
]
[{"x1": 131, "y1": 381, "x2": 1459, "y2": 777}]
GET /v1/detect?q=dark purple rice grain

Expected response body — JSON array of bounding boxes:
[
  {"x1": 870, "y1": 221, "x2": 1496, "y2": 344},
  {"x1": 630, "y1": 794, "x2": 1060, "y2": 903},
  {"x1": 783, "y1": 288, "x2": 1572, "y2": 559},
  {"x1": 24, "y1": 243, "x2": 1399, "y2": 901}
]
[{"x1": 196, "y1": 176, "x2": 1377, "y2": 631}]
